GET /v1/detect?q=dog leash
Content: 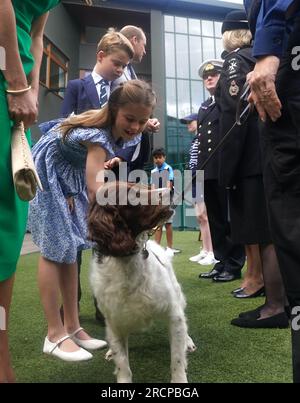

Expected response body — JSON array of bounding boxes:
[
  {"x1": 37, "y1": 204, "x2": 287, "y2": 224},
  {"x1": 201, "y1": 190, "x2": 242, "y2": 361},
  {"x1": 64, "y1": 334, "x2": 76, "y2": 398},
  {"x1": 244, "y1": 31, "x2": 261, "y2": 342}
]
[{"x1": 173, "y1": 83, "x2": 252, "y2": 206}]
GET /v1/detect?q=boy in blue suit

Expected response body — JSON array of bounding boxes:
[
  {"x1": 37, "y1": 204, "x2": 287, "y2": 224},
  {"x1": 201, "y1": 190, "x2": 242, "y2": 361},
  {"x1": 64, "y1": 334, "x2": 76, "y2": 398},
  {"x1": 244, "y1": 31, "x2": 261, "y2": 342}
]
[{"x1": 61, "y1": 31, "x2": 133, "y2": 117}]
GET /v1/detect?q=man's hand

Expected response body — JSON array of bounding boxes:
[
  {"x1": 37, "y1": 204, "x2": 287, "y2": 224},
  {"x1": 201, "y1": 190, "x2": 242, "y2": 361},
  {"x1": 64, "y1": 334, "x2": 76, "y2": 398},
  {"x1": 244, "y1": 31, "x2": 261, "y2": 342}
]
[
  {"x1": 104, "y1": 157, "x2": 123, "y2": 169},
  {"x1": 247, "y1": 56, "x2": 282, "y2": 122},
  {"x1": 145, "y1": 118, "x2": 160, "y2": 133}
]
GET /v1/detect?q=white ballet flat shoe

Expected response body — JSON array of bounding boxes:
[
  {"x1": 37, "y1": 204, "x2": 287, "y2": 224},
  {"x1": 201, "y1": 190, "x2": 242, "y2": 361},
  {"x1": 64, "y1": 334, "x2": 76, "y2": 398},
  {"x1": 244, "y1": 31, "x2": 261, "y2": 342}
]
[
  {"x1": 43, "y1": 335, "x2": 93, "y2": 362},
  {"x1": 189, "y1": 250, "x2": 208, "y2": 262},
  {"x1": 69, "y1": 327, "x2": 107, "y2": 351},
  {"x1": 198, "y1": 251, "x2": 218, "y2": 266}
]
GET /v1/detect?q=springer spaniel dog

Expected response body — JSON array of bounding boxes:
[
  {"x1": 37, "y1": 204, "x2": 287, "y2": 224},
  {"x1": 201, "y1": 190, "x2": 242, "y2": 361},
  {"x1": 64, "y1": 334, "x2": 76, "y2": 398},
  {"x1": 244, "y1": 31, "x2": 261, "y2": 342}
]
[{"x1": 88, "y1": 182, "x2": 196, "y2": 383}]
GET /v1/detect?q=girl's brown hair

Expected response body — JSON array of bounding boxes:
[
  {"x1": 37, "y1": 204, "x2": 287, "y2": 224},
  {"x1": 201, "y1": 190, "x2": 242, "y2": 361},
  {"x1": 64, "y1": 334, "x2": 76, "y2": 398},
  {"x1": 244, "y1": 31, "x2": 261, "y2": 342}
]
[{"x1": 60, "y1": 79, "x2": 157, "y2": 139}]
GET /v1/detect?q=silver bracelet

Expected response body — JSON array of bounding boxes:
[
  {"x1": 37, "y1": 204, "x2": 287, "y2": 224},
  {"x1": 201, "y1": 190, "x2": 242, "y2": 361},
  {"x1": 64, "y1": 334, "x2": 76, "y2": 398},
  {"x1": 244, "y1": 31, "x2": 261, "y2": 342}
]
[{"x1": 6, "y1": 85, "x2": 31, "y2": 95}]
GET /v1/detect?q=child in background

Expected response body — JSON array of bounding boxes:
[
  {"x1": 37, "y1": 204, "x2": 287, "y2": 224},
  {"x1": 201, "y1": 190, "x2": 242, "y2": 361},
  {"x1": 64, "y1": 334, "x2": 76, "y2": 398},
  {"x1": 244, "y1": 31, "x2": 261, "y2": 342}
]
[
  {"x1": 29, "y1": 80, "x2": 156, "y2": 362},
  {"x1": 151, "y1": 148, "x2": 181, "y2": 257}
]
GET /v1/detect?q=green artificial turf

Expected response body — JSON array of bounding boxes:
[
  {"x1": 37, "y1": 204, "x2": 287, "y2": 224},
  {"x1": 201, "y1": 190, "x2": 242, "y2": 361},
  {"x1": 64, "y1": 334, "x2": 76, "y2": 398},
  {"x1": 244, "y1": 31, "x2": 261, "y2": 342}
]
[{"x1": 10, "y1": 231, "x2": 292, "y2": 383}]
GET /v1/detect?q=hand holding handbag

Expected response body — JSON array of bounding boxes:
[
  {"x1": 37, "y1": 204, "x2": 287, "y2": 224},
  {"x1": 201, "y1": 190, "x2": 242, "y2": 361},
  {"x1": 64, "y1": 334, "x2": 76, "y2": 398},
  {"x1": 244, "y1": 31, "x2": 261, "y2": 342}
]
[{"x1": 11, "y1": 121, "x2": 43, "y2": 201}]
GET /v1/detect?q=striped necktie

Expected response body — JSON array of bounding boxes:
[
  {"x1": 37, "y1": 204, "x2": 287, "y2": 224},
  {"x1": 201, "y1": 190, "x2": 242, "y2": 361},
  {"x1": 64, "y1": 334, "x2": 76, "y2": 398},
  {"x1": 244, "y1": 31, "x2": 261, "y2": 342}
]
[{"x1": 99, "y1": 79, "x2": 108, "y2": 107}]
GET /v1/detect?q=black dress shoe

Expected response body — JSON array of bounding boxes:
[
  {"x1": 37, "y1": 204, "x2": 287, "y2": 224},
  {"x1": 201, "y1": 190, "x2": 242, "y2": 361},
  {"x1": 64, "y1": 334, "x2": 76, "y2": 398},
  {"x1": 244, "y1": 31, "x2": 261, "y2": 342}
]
[
  {"x1": 231, "y1": 287, "x2": 245, "y2": 294},
  {"x1": 239, "y1": 305, "x2": 291, "y2": 319},
  {"x1": 212, "y1": 271, "x2": 241, "y2": 282},
  {"x1": 199, "y1": 268, "x2": 221, "y2": 279},
  {"x1": 231, "y1": 312, "x2": 289, "y2": 328},
  {"x1": 234, "y1": 286, "x2": 265, "y2": 299},
  {"x1": 239, "y1": 305, "x2": 265, "y2": 319}
]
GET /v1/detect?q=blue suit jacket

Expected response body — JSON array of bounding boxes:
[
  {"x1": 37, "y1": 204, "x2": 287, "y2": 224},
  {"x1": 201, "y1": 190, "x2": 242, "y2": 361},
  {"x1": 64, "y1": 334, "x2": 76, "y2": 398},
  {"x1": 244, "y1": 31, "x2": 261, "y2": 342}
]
[{"x1": 60, "y1": 74, "x2": 101, "y2": 117}]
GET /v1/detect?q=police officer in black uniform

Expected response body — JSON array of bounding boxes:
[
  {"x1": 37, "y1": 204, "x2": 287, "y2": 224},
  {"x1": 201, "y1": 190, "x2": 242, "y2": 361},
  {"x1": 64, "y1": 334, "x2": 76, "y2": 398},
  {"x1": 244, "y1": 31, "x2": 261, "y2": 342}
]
[
  {"x1": 197, "y1": 60, "x2": 245, "y2": 281},
  {"x1": 214, "y1": 11, "x2": 288, "y2": 331},
  {"x1": 244, "y1": 0, "x2": 300, "y2": 382}
]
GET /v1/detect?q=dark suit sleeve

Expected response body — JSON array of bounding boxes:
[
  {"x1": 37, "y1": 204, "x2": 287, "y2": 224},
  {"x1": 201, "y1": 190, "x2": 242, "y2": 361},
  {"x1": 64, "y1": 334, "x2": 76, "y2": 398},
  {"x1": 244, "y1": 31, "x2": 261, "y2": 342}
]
[
  {"x1": 60, "y1": 81, "x2": 78, "y2": 118},
  {"x1": 218, "y1": 53, "x2": 251, "y2": 187}
]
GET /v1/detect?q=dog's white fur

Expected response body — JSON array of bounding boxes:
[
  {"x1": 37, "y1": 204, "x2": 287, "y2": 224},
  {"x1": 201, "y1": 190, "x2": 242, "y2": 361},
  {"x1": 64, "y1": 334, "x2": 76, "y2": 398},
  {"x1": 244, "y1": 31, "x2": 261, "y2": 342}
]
[{"x1": 90, "y1": 236, "x2": 196, "y2": 383}]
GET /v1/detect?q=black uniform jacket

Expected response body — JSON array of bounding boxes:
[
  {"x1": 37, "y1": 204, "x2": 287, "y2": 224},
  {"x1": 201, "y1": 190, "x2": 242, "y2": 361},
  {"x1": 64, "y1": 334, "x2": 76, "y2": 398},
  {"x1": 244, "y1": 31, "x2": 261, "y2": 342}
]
[
  {"x1": 196, "y1": 97, "x2": 220, "y2": 180},
  {"x1": 215, "y1": 46, "x2": 262, "y2": 187}
]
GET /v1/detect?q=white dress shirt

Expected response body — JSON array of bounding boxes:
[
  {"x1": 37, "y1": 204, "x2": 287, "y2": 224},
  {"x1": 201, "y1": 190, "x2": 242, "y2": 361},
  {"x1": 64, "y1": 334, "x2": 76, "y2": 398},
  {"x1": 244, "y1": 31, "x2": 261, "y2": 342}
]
[{"x1": 91, "y1": 69, "x2": 111, "y2": 101}]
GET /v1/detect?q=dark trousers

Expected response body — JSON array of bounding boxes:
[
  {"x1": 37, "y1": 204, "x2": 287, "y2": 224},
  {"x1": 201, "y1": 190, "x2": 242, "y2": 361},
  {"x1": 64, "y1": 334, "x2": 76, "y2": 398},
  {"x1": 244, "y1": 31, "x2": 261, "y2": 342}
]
[
  {"x1": 204, "y1": 179, "x2": 245, "y2": 274},
  {"x1": 261, "y1": 53, "x2": 300, "y2": 383}
]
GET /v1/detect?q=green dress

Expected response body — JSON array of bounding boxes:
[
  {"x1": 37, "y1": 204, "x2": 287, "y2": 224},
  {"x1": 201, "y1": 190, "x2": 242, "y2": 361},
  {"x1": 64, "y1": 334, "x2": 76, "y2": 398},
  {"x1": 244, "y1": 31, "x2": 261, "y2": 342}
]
[{"x1": 0, "y1": 0, "x2": 60, "y2": 281}]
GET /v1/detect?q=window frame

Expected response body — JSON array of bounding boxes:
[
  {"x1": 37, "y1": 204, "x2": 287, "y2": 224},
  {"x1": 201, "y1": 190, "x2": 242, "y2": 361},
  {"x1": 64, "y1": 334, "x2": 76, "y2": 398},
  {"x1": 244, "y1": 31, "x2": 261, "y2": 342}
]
[{"x1": 40, "y1": 37, "x2": 69, "y2": 99}]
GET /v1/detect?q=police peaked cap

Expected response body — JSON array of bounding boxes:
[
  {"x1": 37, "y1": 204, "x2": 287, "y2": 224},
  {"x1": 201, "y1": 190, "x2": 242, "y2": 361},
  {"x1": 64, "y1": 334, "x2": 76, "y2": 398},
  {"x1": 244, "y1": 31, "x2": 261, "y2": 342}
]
[
  {"x1": 221, "y1": 10, "x2": 249, "y2": 34},
  {"x1": 198, "y1": 59, "x2": 223, "y2": 78},
  {"x1": 180, "y1": 113, "x2": 198, "y2": 124}
]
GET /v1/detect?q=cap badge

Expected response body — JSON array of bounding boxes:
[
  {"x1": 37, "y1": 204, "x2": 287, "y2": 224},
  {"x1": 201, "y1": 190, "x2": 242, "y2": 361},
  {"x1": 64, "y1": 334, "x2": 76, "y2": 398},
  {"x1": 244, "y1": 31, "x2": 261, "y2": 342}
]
[{"x1": 204, "y1": 63, "x2": 214, "y2": 72}]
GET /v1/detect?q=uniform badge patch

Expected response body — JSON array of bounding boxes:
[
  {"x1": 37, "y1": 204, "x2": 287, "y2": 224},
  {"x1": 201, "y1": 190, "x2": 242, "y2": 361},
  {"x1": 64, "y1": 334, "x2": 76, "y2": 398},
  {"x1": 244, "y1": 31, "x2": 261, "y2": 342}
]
[
  {"x1": 229, "y1": 80, "x2": 239, "y2": 97},
  {"x1": 227, "y1": 58, "x2": 238, "y2": 75}
]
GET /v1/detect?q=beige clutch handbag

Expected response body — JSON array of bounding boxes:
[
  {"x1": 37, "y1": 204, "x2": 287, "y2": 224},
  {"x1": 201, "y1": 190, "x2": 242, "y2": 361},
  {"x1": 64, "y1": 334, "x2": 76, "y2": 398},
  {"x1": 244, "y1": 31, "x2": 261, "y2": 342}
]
[{"x1": 11, "y1": 121, "x2": 43, "y2": 201}]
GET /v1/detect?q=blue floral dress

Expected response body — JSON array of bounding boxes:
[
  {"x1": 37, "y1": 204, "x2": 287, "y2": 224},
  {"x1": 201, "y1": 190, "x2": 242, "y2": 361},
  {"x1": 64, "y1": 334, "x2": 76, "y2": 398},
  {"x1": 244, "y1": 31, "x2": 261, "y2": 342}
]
[{"x1": 28, "y1": 119, "x2": 141, "y2": 263}]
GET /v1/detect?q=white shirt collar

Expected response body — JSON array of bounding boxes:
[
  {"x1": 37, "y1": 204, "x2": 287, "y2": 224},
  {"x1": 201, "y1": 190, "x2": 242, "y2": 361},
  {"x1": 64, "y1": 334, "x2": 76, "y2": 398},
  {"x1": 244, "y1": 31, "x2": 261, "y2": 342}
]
[{"x1": 91, "y1": 69, "x2": 111, "y2": 86}]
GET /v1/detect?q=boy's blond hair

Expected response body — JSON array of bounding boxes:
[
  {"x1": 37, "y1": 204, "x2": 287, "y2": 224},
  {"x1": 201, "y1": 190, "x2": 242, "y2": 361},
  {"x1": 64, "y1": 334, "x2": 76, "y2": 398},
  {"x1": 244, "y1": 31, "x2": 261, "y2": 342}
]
[{"x1": 96, "y1": 31, "x2": 134, "y2": 59}]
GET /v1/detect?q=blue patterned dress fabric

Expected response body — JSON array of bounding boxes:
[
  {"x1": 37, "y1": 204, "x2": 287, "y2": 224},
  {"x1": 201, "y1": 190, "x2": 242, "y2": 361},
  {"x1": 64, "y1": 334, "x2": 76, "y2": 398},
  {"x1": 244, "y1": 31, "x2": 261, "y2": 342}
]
[{"x1": 28, "y1": 119, "x2": 141, "y2": 263}]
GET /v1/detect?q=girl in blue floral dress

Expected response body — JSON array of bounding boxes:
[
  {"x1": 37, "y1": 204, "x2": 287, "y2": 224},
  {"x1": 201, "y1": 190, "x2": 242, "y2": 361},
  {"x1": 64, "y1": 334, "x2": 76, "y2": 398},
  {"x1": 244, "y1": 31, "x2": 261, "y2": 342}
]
[{"x1": 29, "y1": 80, "x2": 157, "y2": 362}]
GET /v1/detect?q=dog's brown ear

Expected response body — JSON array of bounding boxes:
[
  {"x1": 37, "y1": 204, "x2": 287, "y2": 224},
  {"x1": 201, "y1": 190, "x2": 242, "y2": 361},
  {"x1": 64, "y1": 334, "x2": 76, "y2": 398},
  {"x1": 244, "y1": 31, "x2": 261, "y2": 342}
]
[{"x1": 88, "y1": 201, "x2": 137, "y2": 257}]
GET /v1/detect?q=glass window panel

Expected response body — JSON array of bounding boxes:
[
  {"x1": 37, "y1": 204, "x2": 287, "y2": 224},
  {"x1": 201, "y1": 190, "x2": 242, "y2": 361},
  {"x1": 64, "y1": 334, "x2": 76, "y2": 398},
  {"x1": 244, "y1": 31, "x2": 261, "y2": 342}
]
[
  {"x1": 188, "y1": 18, "x2": 201, "y2": 35},
  {"x1": 175, "y1": 17, "x2": 188, "y2": 34},
  {"x1": 164, "y1": 15, "x2": 174, "y2": 32},
  {"x1": 52, "y1": 46, "x2": 68, "y2": 66},
  {"x1": 177, "y1": 79, "x2": 191, "y2": 119},
  {"x1": 164, "y1": 14, "x2": 224, "y2": 178},
  {"x1": 165, "y1": 33, "x2": 175, "y2": 77},
  {"x1": 191, "y1": 80, "x2": 203, "y2": 114},
  {"x1": 168, "y1": 136, "x2": 179, "y2": 147},
  {"x1": 201, "y1": 20, "x2": 214, "y2": 37},
  {"x1": 166, "y1": 79, "x2": 177, "y2": 119},
  {"x1": 176, "y1": 34, "x2": 189, "y2": 79},
  {"x1": 50, "y1": 61, "x2": 66, "y2": 97},
  {"x1": 214, "y1": 21, "x2": 222, "y2": 38},
  {"x1": 215, "y1": 38, "x2": 224, "y2": 59},
  {"x1": 202, "y1": 37, "x2": 215, "y2": 61},
  {"x1": 167, "y1": 116, "x2": 178, "y2": 127},
  {"x1": 189, "y1": 36, "x2": 202, "y2": 80}
]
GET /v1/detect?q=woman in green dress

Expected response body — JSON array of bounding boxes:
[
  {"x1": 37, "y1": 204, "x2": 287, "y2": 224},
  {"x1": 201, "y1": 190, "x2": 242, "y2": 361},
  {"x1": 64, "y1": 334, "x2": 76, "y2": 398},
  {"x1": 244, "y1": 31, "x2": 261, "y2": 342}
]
[{"x1": 0, "y1": 0, "x2": 60, "y2": 383}]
